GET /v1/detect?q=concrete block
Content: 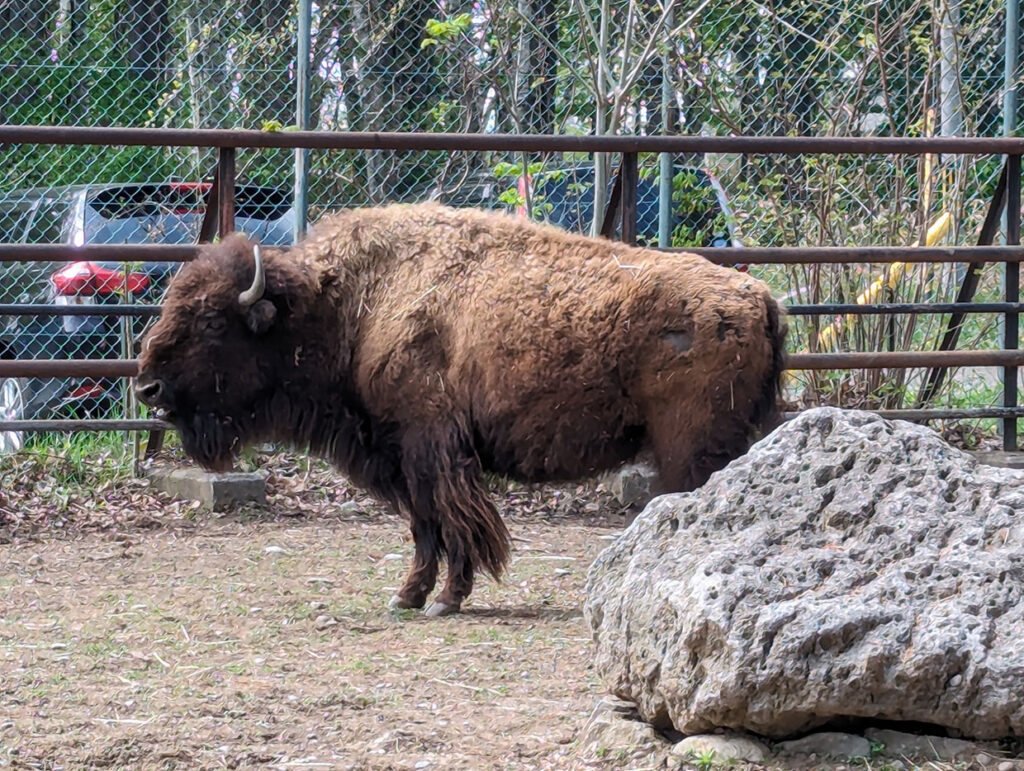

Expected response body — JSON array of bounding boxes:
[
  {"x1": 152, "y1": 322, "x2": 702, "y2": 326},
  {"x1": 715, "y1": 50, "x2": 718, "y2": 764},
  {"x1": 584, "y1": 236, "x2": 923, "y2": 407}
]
[
  {"x1": 972, "y1": 451, "x2": 1024, "y2": 470},
  {"x1": 604, "y1": 463, "x2": 659, "y2": 508},
  {"x1": 147, "y1": 466, "x2": 267, "y2": 511}
]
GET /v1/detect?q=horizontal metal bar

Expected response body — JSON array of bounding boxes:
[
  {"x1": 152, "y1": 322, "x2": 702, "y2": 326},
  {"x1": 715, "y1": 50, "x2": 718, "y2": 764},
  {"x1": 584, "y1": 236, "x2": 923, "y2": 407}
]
[
  {"x1": 783, "y1": 407, "x2": 1024, "y2": 420},
  {"x1": 2, "y1": 350, "x2": 1024, "y2": 379},
  {"x1": 0, "y1": 419, "x2": 170, "y2": 432},
  {"x1": 2, "y1": 408, "x2": 1019, "y2": 435},
  {"x1": 3, "y1": 244, "x2": 1022, "y2": 269},
  {"x1": 7, "y1": 301, "x2": 1019, "y2": 320},
  {"x1": 0, "y1": 244, "x2": 198, "y2": 263},
  {"x1": 688, "y1": 246, "x2": 1024, "y2": 264},
  {"x1": 788, "y1": 350, "x2": 1024, "y2": 369},
  {"x1": 4, "y1": 126, "x2": 1024, "y2": 155},
  {"x1": 0, "y1": 360, "x2": 138, "y2": 377},
  {"x1": 0, "y1": 304, "x2": 160, "y2": 317},
  {"x1": 787, "y1": 302, "x2": 1024, "y2": 316}
]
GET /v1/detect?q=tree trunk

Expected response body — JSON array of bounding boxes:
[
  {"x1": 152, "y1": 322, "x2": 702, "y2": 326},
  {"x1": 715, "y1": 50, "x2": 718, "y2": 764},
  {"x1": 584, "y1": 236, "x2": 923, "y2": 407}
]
[
  {"x1": 57, "y1": 0, "x2": 90, "y2": 122},
  {"x1": 1, "y1": 0, "x2": 51, "y2": 57},
  {"x1": 120, "y1": 0, "x2": 170, "y2": 81},
  {"x1": 515, "y1": 0, "x2": 559, "y2": 134}
]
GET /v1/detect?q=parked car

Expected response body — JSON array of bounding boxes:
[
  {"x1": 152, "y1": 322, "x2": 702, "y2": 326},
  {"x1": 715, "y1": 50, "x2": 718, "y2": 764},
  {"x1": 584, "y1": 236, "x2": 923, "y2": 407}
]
[
  {"x1": 0, "y1": 181, "x2": 298, "y2": 452},
  {"x1": 424, "y1": 161, "x2": 741, "y2": 252}
]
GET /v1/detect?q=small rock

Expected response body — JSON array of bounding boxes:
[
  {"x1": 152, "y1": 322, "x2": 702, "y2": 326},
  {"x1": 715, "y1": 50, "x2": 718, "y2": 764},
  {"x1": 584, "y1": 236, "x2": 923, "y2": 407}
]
[
  {"x1": 381, "y1": 553, "x2": 404, "y2": 561},
  {"x1": 337, "y1": 501, "x2": 361, "y2": 514},
  {"x1": 553, "y1": 568, "x2": 572, "y2": 576},
  {"x1": 579, "y1": 697, "x2": 663, "y2": 754},
  {"x1": 864, "y1": 728, "x2": 976, "y2": 761},
  {"x1": 997, "y1": 761, "x2": 1023, "y2": 771},
  {"x1": 593, "y1": 696, "x2": 640, "y2": 716},
  {"x1": 414, "y1": 762, "x2": 432, "y2": 770},
  {"x1": 671, "y1": 732, "x2": 769, "y2": 764},
  {"x1": 264, "y1": 546, "x2": 287, "y2": 555},
  {"x1": 27, "y1": 554, "x2": 42, "y2": 566},
  {"x1": 776, "y1": 732, "x2": 871, "y2": 758},
  {"x1": 314, "y1": 614, "x2": 337, "y2": 630}
]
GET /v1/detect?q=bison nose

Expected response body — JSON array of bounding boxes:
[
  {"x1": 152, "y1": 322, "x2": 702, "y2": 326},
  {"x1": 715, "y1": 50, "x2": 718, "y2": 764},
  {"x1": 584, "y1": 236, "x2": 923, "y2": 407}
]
[{"x1": 135, "y1": 378, "x2": 167, "y2": 407}]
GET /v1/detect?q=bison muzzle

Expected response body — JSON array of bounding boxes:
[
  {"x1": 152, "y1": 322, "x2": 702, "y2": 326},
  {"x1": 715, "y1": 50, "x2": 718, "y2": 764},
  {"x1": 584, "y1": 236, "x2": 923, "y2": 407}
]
[{"x1": 136, "y1": 203, "x2": 786, "y2": 616}]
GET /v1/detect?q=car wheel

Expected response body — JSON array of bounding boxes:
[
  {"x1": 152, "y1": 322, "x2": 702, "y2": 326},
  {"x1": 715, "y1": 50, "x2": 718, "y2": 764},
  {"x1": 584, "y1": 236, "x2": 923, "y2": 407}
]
[{"x1": 0, "y1": 377, "x2": 27, "y2": 453}]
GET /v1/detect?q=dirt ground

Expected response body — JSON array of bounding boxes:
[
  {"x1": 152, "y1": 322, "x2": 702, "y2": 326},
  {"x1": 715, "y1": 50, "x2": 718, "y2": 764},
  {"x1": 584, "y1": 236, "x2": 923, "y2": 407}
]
[
  {"x1": 3, "y1": 447, "x2": 1012, "y2": 771},
  {"x1": 0, "y1": 449, "x2": 640, "y2": 770}
]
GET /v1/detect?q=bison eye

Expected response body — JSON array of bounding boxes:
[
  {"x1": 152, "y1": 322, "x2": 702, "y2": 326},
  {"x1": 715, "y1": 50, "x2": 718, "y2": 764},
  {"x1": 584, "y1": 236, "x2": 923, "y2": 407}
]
[{"x1": 198, "y1": 313, "x2": 228, "y2": 335}]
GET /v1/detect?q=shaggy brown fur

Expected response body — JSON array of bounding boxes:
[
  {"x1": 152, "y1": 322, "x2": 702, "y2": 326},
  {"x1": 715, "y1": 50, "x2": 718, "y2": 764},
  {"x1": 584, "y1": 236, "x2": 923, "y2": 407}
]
[{"x1": 136, "y1": 203, "x2": 786, "y2": 615}]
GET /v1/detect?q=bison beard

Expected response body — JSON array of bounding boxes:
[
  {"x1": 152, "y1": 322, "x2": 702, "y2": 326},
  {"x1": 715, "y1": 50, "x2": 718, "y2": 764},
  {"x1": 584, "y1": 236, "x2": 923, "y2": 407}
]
[
  {"x1": 136, "y1": 203, "x2": 787, "y2": 617},
  {"x1": 177, "y1": 413, "x2": 238, "y2": 472}
]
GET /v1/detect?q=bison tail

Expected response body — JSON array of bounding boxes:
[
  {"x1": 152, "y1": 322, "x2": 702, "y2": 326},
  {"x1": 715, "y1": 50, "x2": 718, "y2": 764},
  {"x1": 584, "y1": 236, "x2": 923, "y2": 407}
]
[
  {"x1": 751, "y1": 296, "x2": 788, "y2": 434},
  {"x1": 436, "y1": 466, "x2": 511, "y2": 581}
]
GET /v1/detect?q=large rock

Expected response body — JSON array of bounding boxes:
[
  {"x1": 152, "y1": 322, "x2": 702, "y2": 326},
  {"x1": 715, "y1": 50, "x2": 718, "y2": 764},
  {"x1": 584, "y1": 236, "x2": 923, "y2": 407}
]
[{"x1": 584, "y1": 407, "x2": 1024, "y2": 740}]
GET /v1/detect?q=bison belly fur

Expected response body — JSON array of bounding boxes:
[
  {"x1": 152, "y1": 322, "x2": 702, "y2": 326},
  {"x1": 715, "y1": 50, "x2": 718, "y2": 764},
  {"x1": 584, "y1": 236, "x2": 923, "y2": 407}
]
[{"x1": 136, "y1": 202, "x2": 786, "y2": 616}]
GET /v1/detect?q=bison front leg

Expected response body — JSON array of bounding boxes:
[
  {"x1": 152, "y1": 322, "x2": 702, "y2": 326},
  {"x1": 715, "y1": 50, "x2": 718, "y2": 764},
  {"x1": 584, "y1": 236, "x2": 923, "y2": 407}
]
[{"x1": 389, "y1": 518, "x2": 442, "y2": 610}]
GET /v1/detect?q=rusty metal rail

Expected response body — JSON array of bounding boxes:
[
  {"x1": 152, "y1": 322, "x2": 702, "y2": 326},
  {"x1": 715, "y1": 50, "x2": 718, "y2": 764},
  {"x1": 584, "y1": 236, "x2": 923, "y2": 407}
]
[
  {"x1": 8, "y1": 300, "x2": 1024, "y2": 320},
  {"x1": 0, "y1": 304, "x2": 160, "y2": 317},
  {"x1": 5, "y1": 349, "x2": 1024, "y2": 379},
  {"x1": 3, "y1": 125, "x2": 1024, "y2": 154},
  {"x1": 3, "y1": 243, "x2": 1023, "y2": 264}
]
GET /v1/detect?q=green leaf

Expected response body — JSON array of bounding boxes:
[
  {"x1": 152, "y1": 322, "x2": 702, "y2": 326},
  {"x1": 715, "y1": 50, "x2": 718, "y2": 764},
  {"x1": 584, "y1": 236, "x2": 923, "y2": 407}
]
[{"x1": 493, "y1": 161, "x2": 523, "y2": 178}]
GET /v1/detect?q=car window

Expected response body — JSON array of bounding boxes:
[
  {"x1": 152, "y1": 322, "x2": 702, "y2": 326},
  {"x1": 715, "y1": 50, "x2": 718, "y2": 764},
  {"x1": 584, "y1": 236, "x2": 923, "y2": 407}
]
[
  {"x1": 83, "y1": 184, "x2": 294, "y2": 245},
  {"x1": 0, "y1": 200, "x2": 35, "y2": 243},
  {"x1": 533, "y1": 169, "x2": 596, "y2": 234},
  {"x1": 235, "y1": 186, "x2": 292, "y2": 220},
  {"x1": 25, "y1": 196, "x2": 73, "y2": 244},
  {"x1": 669, "y1": 169, "x2": 727, "y2": 247},
  {"x1": 530, "y1": 165, "x2": 729, "y2": 247}
]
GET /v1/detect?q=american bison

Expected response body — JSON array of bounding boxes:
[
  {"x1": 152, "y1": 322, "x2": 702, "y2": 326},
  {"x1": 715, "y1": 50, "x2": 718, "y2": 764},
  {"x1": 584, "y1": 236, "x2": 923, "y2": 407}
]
[{"x1": 136, "y1": 203, "x2": 786, "y2": 616}]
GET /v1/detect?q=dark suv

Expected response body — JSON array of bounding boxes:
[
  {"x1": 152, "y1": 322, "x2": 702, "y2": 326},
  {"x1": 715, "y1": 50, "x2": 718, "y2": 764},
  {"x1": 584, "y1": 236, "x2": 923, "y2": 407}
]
[{"x1": 0, "y1": 182, "x2": 297, "y2": 452}]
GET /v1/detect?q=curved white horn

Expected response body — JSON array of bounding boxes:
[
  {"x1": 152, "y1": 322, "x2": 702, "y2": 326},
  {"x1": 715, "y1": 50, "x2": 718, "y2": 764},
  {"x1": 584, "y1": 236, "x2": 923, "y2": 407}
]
[{"x1": 238, "y1": 243, "x2": 265, "y2": 307}]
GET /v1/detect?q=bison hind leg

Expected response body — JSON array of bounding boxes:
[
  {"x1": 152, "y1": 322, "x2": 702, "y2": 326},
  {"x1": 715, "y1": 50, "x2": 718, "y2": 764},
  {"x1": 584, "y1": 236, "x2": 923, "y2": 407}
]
[{"x1": 647, "y1": 402, "x2": 757, "y2": 493}]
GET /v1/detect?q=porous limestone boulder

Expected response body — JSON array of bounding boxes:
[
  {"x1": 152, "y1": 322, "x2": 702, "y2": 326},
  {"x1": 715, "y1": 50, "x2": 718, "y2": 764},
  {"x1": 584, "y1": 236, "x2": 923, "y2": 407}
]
[{"x1": 584, "y1": 407, "x2": 1024, "y2": 740}]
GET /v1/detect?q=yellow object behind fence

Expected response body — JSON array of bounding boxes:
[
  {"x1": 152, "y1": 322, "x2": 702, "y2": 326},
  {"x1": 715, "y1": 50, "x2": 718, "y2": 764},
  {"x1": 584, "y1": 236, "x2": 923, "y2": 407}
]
[{"x1": 816, "y1": 212, "x2": 953, "y2": 349}]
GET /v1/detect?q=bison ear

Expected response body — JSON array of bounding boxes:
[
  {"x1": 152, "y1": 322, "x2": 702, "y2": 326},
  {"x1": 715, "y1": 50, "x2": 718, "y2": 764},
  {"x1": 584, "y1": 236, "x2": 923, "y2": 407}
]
[{"x1": 245, "y1": 299, "x2": 277, "y2": 334}]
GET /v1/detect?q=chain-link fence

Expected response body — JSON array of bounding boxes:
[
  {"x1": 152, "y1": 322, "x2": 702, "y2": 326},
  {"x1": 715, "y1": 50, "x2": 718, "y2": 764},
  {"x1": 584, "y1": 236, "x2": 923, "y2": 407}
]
[{"x1": 0, "y1": 0, "x2": 1020, "y2": 437}]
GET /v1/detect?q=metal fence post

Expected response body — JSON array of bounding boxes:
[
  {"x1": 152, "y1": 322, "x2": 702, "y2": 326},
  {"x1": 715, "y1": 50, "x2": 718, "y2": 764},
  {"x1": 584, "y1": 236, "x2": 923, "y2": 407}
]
[
  {"x1": 621, "y1": 152, "x2": 638, "y2": 246},
  {"x1": 294, "y1": 0, "x2": 311, "y2": 242},
  {"x1": 1005, "y1": 154, "x2": 1021, "y2": 451},
  {"x1": 218, "y1": 147, "x2": 236, "y2": 237}
]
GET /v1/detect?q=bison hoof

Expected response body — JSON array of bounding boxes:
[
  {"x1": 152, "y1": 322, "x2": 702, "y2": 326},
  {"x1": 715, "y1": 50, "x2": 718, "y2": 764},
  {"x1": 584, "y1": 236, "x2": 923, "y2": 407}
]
[
  {"x1": 388, "y1": 594, "x2": 425, "y2": 611},
  {"x1": 424, "y1": 600, "x2": 461, "y2": 617}
]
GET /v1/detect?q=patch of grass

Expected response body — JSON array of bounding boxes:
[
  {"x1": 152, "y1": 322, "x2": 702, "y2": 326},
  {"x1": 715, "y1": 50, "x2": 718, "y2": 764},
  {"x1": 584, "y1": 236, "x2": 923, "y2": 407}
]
[
  {"x1": 81, "y1": 639, "x2": 127, "y2": 659},
  {"x1": 691, "y1": 748, "x2": 718, "y2": 770},
  {"x1": 9, "y1": 431, "x2": 134, "y2": 487}
]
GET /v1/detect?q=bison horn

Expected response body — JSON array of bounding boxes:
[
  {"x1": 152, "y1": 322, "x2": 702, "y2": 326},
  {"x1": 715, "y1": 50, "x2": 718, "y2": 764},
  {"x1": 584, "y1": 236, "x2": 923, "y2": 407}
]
[{"x1": 238, "y1": 243, "x2": 265, "y2": 307}]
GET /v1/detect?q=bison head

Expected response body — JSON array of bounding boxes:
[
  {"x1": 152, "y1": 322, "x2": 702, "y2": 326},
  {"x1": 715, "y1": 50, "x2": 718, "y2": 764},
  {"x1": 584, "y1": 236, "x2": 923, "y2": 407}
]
[{"x1": 136, "y1": 234, "x2": 315, "y2": 471}]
